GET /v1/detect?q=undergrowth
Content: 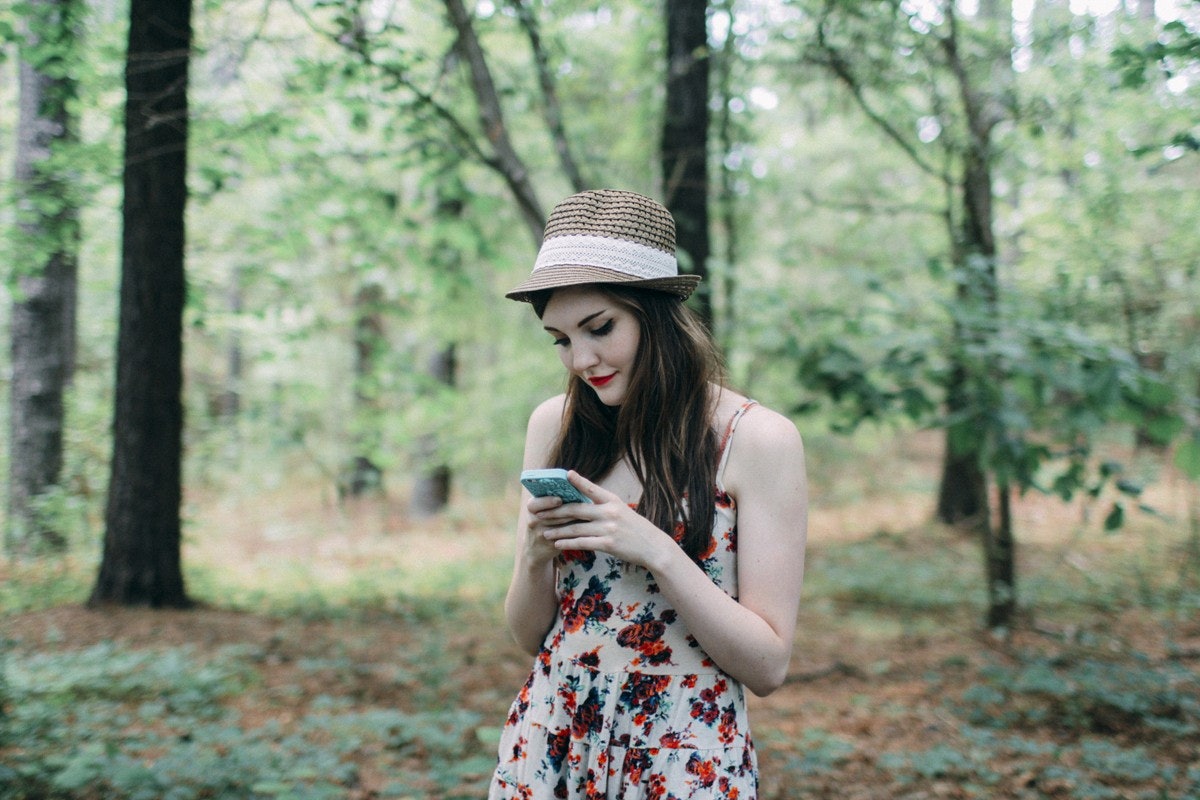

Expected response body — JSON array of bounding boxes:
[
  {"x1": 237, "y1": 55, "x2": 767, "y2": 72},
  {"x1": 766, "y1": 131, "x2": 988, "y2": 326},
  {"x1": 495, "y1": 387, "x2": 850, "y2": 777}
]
[{"x1": 0, "y1": 637, "x2": 495, "y2": 800}]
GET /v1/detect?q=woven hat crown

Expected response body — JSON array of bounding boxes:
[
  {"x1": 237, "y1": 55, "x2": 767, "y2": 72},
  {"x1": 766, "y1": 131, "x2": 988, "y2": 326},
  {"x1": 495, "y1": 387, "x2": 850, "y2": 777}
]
[
  {"x1": 505, "y1": 189, "x2": 701, "y2": 302},
  {"x1": 544, "y1": 190, "x2": 675, "y2": 251}
]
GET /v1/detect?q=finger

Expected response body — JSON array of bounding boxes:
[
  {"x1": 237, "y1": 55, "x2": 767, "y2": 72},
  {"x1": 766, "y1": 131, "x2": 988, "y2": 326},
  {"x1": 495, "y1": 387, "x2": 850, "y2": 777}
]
[
  {"x1": 567, "y1": 470, "x2": 617, "y2": 504},
  {"x1": 528, "y1": 495, "x2": 564, "y2": 514}
]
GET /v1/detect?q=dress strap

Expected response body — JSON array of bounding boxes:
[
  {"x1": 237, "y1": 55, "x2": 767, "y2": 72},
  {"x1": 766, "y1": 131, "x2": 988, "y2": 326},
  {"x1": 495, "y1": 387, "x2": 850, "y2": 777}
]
[{"x1": 716, "y1": 400, "x2": 758, "y2": 483}]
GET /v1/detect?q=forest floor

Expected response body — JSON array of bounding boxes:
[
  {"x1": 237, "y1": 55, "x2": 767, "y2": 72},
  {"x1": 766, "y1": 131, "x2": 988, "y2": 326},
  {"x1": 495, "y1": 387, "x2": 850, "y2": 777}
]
[{"x1": 4, "y1": 432, "x2": 1200, "y2": 799}]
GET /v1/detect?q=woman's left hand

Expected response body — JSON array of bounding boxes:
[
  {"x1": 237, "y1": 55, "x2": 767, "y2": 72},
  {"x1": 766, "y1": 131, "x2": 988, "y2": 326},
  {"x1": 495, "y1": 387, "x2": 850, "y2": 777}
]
[{"x1": 534, "y1": 471, "x2": 676, "y2": 570}]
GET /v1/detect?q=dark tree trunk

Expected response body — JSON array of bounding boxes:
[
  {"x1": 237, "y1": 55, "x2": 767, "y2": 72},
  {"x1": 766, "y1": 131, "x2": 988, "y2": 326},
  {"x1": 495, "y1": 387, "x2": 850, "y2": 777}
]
[
  {"x1": 7, "y1": 0, "x2": 82, "y2": 557},
  {"x1": 219, "y1": 265, "x2": 244, "y2": 421},
  {"x1": 90, "y1": 0, "x2": 193, "y2": 608},
  {"x1": 662, "y1": 0, "x2": 712, "y2": 327},
  {"x1": 935, "y1": 8, "x2": 999, "y2": 533},
  {"x1": 984, "y1": 482, "x2": 1017, "y2": 629},
  {"x1": 340, "y1": 282, "x2": 385, "y2": 500},
  {"x1": 411, "y1": 190, "x2": 463, "y2": 518},
  {"x1": 411, "y1": 345, "x2": 456, "y2": 518}
]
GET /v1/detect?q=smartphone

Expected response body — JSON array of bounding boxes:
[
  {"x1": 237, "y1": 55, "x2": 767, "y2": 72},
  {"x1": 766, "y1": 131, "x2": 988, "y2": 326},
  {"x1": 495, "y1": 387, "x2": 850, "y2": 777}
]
[{"x1": 520, "y1": 468, "x2": 592, "y2": 505}]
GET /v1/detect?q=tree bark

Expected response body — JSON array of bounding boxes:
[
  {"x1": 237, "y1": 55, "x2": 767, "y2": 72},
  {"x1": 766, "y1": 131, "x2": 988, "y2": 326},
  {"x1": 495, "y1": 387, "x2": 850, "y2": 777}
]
[
  {"x1": 340, "y1": 282, "x2": 385, "y2": 500},
  {"x1": 662, "y1": 0, "x2": 712, "y2": 327},
  {"x1": 410, "y1": 189, "x2": 464, "y2": 518},
  {"x1": 7, "y1": 0, "x2": 82, "y2": 556},
  {"x1": 985, "y1": 482, "x2": 1017, "y2": 629},
  {"x1": 935, "y1": 2, "x2": 1002, "y2": 532},
  {"x1": 411, "y1": 345, "x2": 456, "y2": 518},
  {"x1": 442, "y1": 0, "x2": 545, "y2": 245},
  {"x1": 90, "y1": 0, "x2": 193, "y2": 608},
  {"x1": 507, "y1": 0, "x2": 588, "y2": 193}
]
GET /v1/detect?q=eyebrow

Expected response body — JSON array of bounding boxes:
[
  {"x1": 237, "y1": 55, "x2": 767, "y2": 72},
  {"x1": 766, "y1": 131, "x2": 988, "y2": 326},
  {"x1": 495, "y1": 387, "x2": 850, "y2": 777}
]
[{"x1": 543, "y1": 309, "x2": 606, "y2": 333}]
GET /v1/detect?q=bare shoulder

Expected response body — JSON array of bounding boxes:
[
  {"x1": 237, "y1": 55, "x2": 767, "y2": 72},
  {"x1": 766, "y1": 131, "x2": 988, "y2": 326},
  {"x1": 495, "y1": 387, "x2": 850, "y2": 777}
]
[
  {"x1": 733, "y1": 403, "x2": 804, "y2": 458},
  {"x1": 529, "y1": 394, "x2": 567, "y2": 431},
  {"x1": 721, "y1": 400, "x2": 806, "y2": 497},
  {"x1": 523, "y1": 394, "x2": 568, "y2": 468}
]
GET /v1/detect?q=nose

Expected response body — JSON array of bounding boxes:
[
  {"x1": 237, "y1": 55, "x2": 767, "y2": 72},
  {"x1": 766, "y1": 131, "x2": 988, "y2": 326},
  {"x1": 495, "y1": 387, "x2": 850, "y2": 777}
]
[{"x1": 570, "y1": 341, "x2": 600, "y2": 373}]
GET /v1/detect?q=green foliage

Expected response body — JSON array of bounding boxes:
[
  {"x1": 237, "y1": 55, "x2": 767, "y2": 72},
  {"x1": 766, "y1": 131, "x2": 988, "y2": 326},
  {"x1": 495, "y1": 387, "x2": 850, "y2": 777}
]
[
  {"x1": 0, "y1": 637, "x2": 493, "y2": 799},
  {"x1": 955, "y1": 653, "x2": 1200, "y2": 735},
  {"x1": 777, "y1": 728, "x2": 856, "y2": 775},
  {"x1": 782, "y1": 260, "x2": 1182, "y2": 530},
  {"x1": 803, "y1": 531, "x2": 985, "y2": 614}
]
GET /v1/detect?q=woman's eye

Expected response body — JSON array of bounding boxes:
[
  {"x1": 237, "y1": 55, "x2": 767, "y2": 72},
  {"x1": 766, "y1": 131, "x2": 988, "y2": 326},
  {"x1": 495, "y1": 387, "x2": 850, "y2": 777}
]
[
  {"x1": 552, "y1": 336, "x2": 569, "y2": 347},
  {"x1": 591, "y1": 320, "x2": 614, "y2": 337}
]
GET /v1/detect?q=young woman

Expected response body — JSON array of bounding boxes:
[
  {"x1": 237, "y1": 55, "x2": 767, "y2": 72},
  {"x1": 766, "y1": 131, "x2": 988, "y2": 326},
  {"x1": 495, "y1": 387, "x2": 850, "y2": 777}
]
[{"x1": 489, "y1": 189, "x2": 808, "y2": 799}]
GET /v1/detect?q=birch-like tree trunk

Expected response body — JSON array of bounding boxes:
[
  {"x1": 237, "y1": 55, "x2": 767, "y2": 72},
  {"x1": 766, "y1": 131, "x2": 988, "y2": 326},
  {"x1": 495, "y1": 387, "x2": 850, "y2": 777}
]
[{"x1": 7, "y1": 0, "x2": 81, "y2": 556}]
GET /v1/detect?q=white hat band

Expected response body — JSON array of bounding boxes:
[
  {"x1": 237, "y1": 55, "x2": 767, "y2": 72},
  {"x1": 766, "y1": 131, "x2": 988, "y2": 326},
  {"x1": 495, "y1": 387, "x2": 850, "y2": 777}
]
[{"x1": 533, "y1": 234, "x2": 678, "y2": 280}]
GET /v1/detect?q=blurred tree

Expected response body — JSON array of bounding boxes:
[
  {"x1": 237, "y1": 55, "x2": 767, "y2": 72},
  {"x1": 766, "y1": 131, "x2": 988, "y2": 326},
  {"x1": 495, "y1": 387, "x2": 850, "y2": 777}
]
[
  {"x1": 806, "y1": 0, "x2": 1013, "y2": 535},
  {"x1": 90, "y1": 0, "x2": 193, "y2": 608},
  {"x1": 6, "y1": 0, "x2": 83, "y2": 556},
  {"x1": 410, "y1": 184, "x2": 466, "y2": 517},
  {"x1": 663, "y1": 0, "x2": 713, "y2": 327}
]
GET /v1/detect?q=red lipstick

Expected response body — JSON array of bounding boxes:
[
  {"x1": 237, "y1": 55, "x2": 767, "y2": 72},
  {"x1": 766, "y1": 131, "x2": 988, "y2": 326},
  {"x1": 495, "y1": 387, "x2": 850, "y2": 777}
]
[{"x1": 587, "y1": 374, "x2": 615, "y2": 388}]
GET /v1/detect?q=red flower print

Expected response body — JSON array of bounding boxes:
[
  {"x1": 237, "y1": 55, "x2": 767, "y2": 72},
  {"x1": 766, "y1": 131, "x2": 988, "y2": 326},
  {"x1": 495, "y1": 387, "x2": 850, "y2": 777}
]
[
  {"x1": 559, "y1": 548, "x2": 595, "y2": 567},
  {"x1": 690, "y1": 680, "x2": 728, "y2": 726},
  {"x1": 571, "y1": 686, "x2": 604, "y2": 740},
  {"x1": 546, "y1": 726, "x2": 570, "y2": 771},
  {"x1": 573, "y1": 647, "x2": 601, "y2": 670},
  {"x1": 621, "y1": 747, "x2": 653, "y2": 784},
  {"x1": 619, "y1": 673, "x2": 672, "y2": 732},
  {"x1": 563, "y1": 576, "x2": 614, "y2": 633},
  {"x1": 686, "y1": 752, "x2": 718, "y2": 787},
  {"x1": 617, "y1": 613, "x2": 674, "y2": 665},
  {"x1": 719, "y1": 706, "x2": 739, "y2": 744},
  {"x1": 658, "y1": 730, "x2": 686, "y2": 749}
]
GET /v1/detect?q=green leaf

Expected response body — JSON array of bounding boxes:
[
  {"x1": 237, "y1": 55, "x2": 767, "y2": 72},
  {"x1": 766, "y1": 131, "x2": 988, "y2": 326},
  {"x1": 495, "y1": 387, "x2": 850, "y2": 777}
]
[
  {"x1": 1175, "y1": 431, "x2": 1200, "y2": 480},
  {"x1": 1103, "y1": 502, "x2": 1125, "y2": 532},
  {"x1": 1115, "y1": 479, "x2": 1143, "y2": 497}
]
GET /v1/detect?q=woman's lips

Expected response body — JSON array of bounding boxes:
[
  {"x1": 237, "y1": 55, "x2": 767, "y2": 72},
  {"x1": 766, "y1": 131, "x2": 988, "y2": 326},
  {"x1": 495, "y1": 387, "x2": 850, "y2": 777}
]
[{"x1": 587, "y1": 374, "x2": 615, "y2": 388}]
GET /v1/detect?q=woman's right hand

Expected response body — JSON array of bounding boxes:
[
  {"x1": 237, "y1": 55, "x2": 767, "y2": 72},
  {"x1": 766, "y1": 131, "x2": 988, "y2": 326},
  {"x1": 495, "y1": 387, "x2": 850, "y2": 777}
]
[{"x1": 520, "y1": 495, "x2": 572, "y2": 566}]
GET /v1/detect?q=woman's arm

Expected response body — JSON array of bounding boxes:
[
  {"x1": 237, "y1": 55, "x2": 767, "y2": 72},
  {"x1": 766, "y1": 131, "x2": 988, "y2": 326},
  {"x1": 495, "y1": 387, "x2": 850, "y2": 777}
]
[
  {"x1": 539, "y1": 407, "x2": 808, "y2": 696},
  {"x1": 503, "y1": 395, "x2": 571, "y2": 656}
]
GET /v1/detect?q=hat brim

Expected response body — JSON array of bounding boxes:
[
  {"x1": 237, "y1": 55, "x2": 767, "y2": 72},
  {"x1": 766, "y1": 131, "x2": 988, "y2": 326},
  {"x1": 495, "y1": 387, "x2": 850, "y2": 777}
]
[{"x1": 505, "y1": 264, "x2": 701, "y2": 303}]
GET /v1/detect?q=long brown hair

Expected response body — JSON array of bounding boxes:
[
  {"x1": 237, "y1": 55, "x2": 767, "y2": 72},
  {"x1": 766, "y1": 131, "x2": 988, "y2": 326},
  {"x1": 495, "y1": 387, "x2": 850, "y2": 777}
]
[{"x1": 531, "y1": 286, "x2": 724, "y2": 561}]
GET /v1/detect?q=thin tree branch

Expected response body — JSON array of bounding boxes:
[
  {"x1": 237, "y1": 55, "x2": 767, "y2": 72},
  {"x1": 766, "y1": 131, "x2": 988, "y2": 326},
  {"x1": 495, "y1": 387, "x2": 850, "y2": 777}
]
[
  {"x1": 442, "y1": 0, "x2": 545, "y2": 244},
  {"x1": 809, "y1": 13, "x2": 952, "y2": 185},
  {"x1": 505, "y1": 0, "x2": 587, "y2": 192},
  {"x1": 283, "y1": 0, "x2": 509, "y2": 200},
  {"x1": 799, "y1": 187, "x2": 945, "y2": 218}
]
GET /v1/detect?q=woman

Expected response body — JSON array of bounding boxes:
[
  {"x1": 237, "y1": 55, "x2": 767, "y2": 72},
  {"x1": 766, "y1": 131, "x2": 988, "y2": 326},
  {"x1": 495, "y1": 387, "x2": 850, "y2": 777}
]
[{"x1": 490, "y1": 189, "x2": 808, "y2": 799}]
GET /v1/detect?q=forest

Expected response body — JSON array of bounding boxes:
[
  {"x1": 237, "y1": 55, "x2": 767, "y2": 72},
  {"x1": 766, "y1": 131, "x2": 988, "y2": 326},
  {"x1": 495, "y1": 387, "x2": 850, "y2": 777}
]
[{"x1": 2, "y1": 0, "x2": 1199, "y2": 797}]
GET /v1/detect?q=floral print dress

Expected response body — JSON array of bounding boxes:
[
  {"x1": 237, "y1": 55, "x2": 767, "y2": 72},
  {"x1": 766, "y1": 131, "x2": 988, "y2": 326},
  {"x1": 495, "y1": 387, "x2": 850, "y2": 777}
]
[{"x1": 489, "y1": 401, "x2": 760, "y2": 800}]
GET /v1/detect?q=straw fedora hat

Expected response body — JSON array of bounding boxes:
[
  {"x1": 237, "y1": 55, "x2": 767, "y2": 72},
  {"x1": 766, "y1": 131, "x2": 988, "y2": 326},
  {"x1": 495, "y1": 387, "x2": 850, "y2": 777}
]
[{"x1": 505, "y1": 189, "x2": 702, "y2": 303}]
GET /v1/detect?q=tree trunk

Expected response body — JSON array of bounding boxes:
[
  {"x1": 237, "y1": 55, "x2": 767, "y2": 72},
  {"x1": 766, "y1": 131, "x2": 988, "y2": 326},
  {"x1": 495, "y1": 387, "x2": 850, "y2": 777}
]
[
  {"x1": 985, "y1": 481, "x2": 1017, "y2": 629},
  {"x1": 7, "y1": 0, "x2": 82, "y2": 557},
  {"x1": 410, "y1": 189, "x2": 463, "y2": 518},
  {"x1": 90, "y1": 0, "x2": 193, "y2": 608},
  {"x1": 219, "y1": 265, "x2": 244, "y2": 421},
  {"x1": 662, "y1": 0, "x2": 712, "y2": 327},
  {"x1": 411, "y1": 345, "x2": 456, "y2": 518},
  {"x1": 935, "y1": 4, "x2": 1002, "y2": 530},
  {"x1": 442, "y1": 0, "x2": 545, "y2": 244},
  {"x1": 340, "y1": 282, "x2": 385, "y2": 500},
  {"x1": 713, "y1": 0, "x2": 738, "y2": 349}
]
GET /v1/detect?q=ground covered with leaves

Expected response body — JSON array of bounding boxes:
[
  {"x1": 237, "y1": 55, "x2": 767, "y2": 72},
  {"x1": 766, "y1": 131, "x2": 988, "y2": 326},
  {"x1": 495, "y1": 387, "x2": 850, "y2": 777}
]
[{"x1": 3, "y1": 436, "x2": 1199, "y2": 799}]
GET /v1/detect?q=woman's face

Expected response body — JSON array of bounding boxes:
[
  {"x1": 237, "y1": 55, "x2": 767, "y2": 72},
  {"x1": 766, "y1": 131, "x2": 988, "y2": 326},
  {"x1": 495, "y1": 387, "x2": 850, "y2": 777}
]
[{"x1": 541, "y1": 286, "x2": 641, "y2": 406}]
